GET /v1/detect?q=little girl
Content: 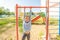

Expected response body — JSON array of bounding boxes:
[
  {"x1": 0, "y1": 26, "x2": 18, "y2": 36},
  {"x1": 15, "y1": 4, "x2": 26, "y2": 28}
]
[{"x1": 22, "y1": 16, "x2": 31, "y2": 40}]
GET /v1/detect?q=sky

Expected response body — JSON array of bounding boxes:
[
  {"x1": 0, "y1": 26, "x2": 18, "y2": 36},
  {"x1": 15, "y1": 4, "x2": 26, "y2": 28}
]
[
  {"x1": 0, "y1": 0, "x2": 19, "y2": 12},
  {"x1": 0, "y1": 0, "x2": 59, "y2": 18},
  {"x1": 0, "y1": 0, "x2": 41, "y2": 12}
]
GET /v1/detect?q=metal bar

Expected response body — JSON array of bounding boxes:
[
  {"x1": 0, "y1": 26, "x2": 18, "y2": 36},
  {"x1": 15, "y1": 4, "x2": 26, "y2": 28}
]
[
  {"x1": 46, "y1": 0, "x2": 49, "y2": 40},
  {"x1": 16, "y1": 4, "x2": 19, "y2": 40},
  {"x1": 17, "y1": 6, "x2": 47, "y2": 8},
  {"x1": 59, "y1": 2, "x2": 60, "y2": 35}
]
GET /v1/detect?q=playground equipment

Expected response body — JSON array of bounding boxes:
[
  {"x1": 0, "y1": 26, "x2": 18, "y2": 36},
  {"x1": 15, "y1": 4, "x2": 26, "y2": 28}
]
[
  {"x1": 16, "y1": 0, "x2": 60, "y2": 40},
  {"x1": 16, "y1": 5, "x2": 49, "y2": 40},
  {"x1": 59, "y1": 2, "x2": 60, "y2": 35}
]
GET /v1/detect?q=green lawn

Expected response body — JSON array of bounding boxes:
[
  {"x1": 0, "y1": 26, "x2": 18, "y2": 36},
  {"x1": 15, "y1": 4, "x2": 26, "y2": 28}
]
[{"x1": 0, "y1": 18, "x2": 15, "y2": 34}]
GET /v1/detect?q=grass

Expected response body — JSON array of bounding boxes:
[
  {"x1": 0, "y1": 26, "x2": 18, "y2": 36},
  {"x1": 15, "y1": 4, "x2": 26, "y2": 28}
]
[
  {"x1": 0, "y1": 18, "x2": 15, "y2": 28},
  {"x1": 0, "y1": 18, "x2": 15, "y2": 34},
  {"x1": 0, "y1": 19, "x2": 10, "y2": 30},
  {"x1": 0, "y1": 19, "x2": 9, "y2": 25},
  {"x1": 18, "y1": 18, "x2": 23, "y2": 33},
  {"x1": 0, "y1": 17, "x2": 23, "y2": 33}
]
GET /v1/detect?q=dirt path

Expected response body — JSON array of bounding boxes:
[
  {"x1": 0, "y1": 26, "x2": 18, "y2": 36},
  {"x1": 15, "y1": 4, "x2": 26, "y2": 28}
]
[
  {"x1": 30, "y1": 25, "x2": 46, "y2": 40},
  {"x1": 19, "y1": 25, "x2": 46, "y2": 40},
  {"x1": 19, "y1": 25, "x2": 58, "y2": 40},
  {"x1": 0, "y1": 25, "x2": 46, "y2": 40},
  {"x1": 0, "y1": 23, "x2": 16, "y2": 40}
]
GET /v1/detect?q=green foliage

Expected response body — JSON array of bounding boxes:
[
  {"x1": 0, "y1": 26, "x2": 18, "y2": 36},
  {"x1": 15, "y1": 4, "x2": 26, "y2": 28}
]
[
  {"x1": 18, "y1": 18, "x2": 23, "y2": 27},
  {"x1": 0, "y1": 7, "x2": 15, "y2": 17},
  {"x1": 18, "y1": 18, "x2": 23, "y2": 32},
  {"x1": 7, "y1": 18, "x2": 16, "y2": 23},
  {"x1": 39, "y1": 12, "x2": 46, "y2": 17},
  {"x1": 0, "y1": 18, "x2": 15, "y2": 29},
  {"x1": 0, "y1": 18, "x2": 16, "y2": 34},
  {"x1": 0, "y1": 18, "x2": 23, "y2": 33},
  {"x1": 0, "y1": 19, "x2": 9, "y2": 25},
  {"x1": 0, "y1": 18, "x2": 16, "y2": 26}
]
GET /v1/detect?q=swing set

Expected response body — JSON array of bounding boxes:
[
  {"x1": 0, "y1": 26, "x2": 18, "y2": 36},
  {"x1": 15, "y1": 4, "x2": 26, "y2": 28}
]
[{"x1": 16, "y1": 0, "x2": 60, "y2": 40}]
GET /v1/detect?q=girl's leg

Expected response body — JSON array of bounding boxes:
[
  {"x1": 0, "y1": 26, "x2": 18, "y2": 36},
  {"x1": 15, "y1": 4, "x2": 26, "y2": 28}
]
[
  {"x1": 27, "y1": 33, "x2": 30, "y2": 40},
  {"x1": 22, "y1": 33, "x2": 27, "y2": 40}
]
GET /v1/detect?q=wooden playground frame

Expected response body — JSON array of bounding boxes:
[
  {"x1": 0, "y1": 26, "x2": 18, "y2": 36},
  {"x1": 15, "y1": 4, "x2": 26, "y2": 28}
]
[{"x1": 16, "y1": 0, "x2": 60, "y2": 40}]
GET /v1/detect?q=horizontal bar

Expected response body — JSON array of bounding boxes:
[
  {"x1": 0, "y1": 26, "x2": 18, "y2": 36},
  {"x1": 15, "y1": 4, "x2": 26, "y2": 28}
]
[{"x1": 17, "y1": 6, "x2": 47, "y2": 8}]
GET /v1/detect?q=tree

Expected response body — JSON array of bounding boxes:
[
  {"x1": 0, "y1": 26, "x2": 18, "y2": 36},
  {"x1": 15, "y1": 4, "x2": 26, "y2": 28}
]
[
  {"x1": 39, "y1": 12, "x2": 46, "y2": 17},
  {"x1": 39, "y1": 12, "x2": 46, "y2": 24},
  {"x1": 0, "y1": 7, "x2": 15, "y2": 17},
  {"x1": 0, "y1": 7, "x2": 3, "y2": 15},
  {"x1": 10, "y1": 12, "x2": 15, "y2": 15}
]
